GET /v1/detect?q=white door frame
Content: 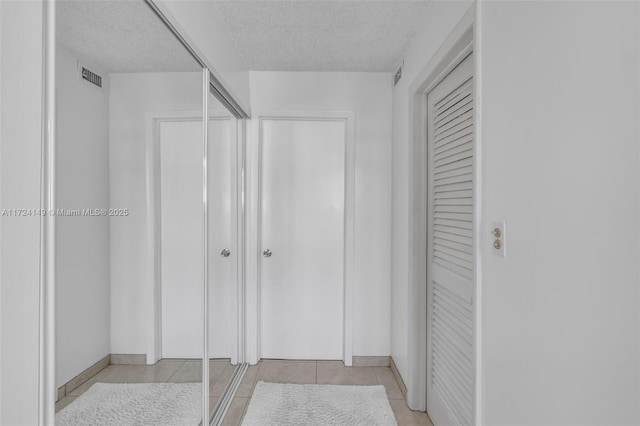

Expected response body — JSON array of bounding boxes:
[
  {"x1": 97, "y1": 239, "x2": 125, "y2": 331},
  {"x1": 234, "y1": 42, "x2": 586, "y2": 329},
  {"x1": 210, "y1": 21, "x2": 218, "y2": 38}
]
[
  {"x1": 406, "y1": 4, "x2": 481, "y2": 420},
  {"x1": 144, "y1": 110, "x2": 239, "y2": 365},
  {"x1": 246, "y1": 110, "x2": 355, "y2": 366}
]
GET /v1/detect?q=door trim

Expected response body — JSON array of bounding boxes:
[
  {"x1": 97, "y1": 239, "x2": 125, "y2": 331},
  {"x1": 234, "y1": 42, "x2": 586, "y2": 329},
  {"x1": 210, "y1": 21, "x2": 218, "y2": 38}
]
[
  {"x1": 246, "y1": 110, "x2": 355, "y2": 366},
  {"x1": 144, "y1": 110, "x2": 239, "y2": 365},
  {"x1": 41, "y1": 1, "x2": 56, "y2": 423},
  {"x1": 406, "y1": 3, "x2": 481, "y2": 420}
]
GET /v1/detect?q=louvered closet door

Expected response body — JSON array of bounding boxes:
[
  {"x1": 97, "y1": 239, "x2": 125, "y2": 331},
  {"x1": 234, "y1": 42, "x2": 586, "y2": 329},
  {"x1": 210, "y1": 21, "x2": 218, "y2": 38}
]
[{"x1": 426, "y1": 53, "x2": 475, "y2": 426}]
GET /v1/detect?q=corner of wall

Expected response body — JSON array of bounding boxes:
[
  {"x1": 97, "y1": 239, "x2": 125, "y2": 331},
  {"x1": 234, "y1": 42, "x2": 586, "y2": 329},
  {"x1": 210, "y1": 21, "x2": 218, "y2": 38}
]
[
  {"x1": 389, "y1": 0, "x2": 474, "y2": 408},
  {"x1": 0, "y1": 1, "x2": 45, "y2": 423}
]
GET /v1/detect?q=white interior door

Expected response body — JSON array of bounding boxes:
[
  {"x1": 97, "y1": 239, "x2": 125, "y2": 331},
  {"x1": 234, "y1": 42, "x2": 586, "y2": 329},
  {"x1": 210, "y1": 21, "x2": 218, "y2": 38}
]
[
  {"x1": 208, "y1": 117, "x2": 234, "y2": 359},
  {"x1": 426, "y1": 53, "x2": 475, "y2": 426},
  {"x1": 160, "y1": 120, "x2": 203, "y2": 359},
  {"x1": 260, "y1": 118, "x2": 345, "y2": 360},
  {"x1": 160, "y1": 118, "x2": 234, "y2": 359}
]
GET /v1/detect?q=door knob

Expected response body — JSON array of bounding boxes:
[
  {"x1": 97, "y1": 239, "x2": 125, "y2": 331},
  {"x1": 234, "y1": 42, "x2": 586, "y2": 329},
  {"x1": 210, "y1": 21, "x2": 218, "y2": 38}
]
[
  {"x1": 220, "y1": 249, "x2": 230, "y2": 257},
  {"x1": 263, "y1": 249, "x2": 272, "y2": 258}
]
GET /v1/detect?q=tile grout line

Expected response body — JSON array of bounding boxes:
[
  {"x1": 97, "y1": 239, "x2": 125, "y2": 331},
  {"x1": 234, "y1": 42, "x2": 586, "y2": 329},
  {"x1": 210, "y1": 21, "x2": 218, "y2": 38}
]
[
  {"x1": 242, "y1": 398, "x2": 251, "y2": 424},
  {"x1": 237, "y1": 398, "x2": 249, "y2": 426},
  {"x1": 239, "y1": 364, "x2": 259, "y2": 425},
  {"x1": 210, "y1": 361, "x2": 225, "y2": 387},
  {"x1": 254, "y1": 361, "x2": 262, "y2": 392},
  {"x1": 373, "y1": 366, "x2": 380, "y2": 385},
  {"x1": 164, "y1": 360, "x2": 187, "y2": 383}
]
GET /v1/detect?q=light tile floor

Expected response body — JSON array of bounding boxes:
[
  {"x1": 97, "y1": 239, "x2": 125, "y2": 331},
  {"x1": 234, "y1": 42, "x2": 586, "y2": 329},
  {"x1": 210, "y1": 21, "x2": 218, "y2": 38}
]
[
  {"x1": 226, "y1": 360, "x2": 434, "y2": 426},
  {"x1": 55, "y1": 359, "x2": 433, "y2": 426},
  {"x1": 55, "y1": 359, "x2": 233, "y2": 415}
]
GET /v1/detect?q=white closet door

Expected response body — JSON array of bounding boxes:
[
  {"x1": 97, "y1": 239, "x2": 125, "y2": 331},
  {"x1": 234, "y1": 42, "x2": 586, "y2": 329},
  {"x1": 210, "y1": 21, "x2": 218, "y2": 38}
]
[
  {"x1": 260, "y1": 118, "x2": 345, "y2": 360},
  {"x1": 426, "y1": 53, "x2": 475, "y2": 426}
]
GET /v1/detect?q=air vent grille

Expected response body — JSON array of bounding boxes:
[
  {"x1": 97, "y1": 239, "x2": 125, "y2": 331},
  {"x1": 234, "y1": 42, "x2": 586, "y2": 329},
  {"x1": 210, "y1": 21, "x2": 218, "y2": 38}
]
[
  {"x1": 81, "y1": 66, "x2": 102, "y2": 88},
  {"x1": 394, "y1": 66, "x2": 402, "y2": 86}
]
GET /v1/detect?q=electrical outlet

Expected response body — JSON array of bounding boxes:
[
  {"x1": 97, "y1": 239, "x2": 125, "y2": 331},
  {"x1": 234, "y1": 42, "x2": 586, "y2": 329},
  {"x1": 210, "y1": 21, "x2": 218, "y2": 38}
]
[{"x1": 491, "y1": 221, "x2": 506, "y2": 257}]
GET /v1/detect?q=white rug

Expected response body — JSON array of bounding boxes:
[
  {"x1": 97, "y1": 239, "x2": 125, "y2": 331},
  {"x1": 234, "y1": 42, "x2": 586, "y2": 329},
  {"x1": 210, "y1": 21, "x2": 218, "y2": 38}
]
[
  {"x1": 242, "y1": 381, "x2": 397, "y2": 426},
  {"x1": 55, "y1": 382, "x2": 201, "y2": 426}
]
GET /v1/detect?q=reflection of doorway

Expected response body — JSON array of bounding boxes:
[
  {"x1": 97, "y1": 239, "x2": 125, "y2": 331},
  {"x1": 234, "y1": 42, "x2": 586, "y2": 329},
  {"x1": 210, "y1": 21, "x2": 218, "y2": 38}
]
[
  {"x1": 159, "y1": 119, "x2": 204, "y2": 358},
  {"x1": 257, "y1": 115, "x2": 354, "y2": 362},
  {"x1": 149, "y1": 115, "x2": 236, "y2": 361}
]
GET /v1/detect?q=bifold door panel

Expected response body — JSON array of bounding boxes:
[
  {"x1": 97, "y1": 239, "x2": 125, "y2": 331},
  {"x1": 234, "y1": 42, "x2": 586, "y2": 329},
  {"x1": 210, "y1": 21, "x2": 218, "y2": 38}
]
[{"x1": 427, "y1": 53, "x2": 475, "y2": 426}]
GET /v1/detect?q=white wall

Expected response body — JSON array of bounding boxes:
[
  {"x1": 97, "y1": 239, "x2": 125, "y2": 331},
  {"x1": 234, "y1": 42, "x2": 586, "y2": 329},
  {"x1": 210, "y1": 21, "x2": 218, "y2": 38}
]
[
  {"x1": 0, "y1": 1, "x2": 44, "y2": 424},
  {"x1": 55, "y1": 44, "x2": 111, "y2": 387},
  {"x1": 156, "y1": 0, "x2": 250, "y2": 114},
  {"x1": 0, "y1": 2, "x2": 3, "y2": 418},
  {"x1": 394, "y1": 0, "x2": 640, "y2": 422},
  {"x1": 478, "y1": 1, "x2": 640, "y2": 424},
  {"x1": 249, "y1": 71, "x2": 392, "y2": 356},
  {"x1": 390, "y1": 0, "x2": 472, "y2": 385},
  {"x1": 109, "y1": 72, "x2": 202, "y2": 354},
  {"x1": 0, "y1": 0, "x2": 245, "y2": 418}
]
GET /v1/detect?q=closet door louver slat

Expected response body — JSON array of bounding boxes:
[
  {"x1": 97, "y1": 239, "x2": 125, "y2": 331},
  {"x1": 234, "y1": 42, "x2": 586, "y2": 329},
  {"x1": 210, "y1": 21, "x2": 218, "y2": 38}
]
[
  {"x1": 432, "y1": 75, "x2": 474, "y2": 285},
  {"x1": 432, "y1": 280, "x2": 474, "y2": 426}
]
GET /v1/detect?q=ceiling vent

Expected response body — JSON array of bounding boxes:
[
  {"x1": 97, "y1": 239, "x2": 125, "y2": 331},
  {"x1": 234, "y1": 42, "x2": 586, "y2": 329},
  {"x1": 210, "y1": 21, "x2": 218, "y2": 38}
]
[
  {"x1": 78, "y1": 63, "x2": 102, "y2": 88},
  {"x1": 394, "y1": 64, "x2": 402, "y2": 87}
]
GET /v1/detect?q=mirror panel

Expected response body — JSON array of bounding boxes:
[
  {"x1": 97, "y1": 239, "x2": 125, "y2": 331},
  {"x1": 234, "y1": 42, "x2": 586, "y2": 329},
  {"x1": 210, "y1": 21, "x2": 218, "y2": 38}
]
[
  {"x1": 53, "y1": 2, "x2": 240, "y2": 424},
  {"x1": 207, "y1": 78, "x2": 240, "y2": 422}
]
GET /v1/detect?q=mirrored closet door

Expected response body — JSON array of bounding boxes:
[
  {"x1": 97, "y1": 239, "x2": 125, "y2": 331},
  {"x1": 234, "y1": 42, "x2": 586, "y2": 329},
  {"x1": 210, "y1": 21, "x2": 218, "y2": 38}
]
[
  {"x1": 52, "y1": 1, "x2": 243, "y2": 424},
  {"x1": 207, "y1": 78, "x2": 243, "y2": 424}
]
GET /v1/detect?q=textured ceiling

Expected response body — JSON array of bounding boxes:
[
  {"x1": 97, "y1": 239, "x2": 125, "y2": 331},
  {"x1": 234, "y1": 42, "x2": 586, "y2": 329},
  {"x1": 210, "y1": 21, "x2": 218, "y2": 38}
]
[
  {"x1": 57, "y1": 0, "x2": 429, "y2": 73},
  {"x1": 212, "y1": 0, "x2": 430, "y2": 72},
  {"x1": 56, "y1": 0, "x2": 201, "y2": 73}
]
